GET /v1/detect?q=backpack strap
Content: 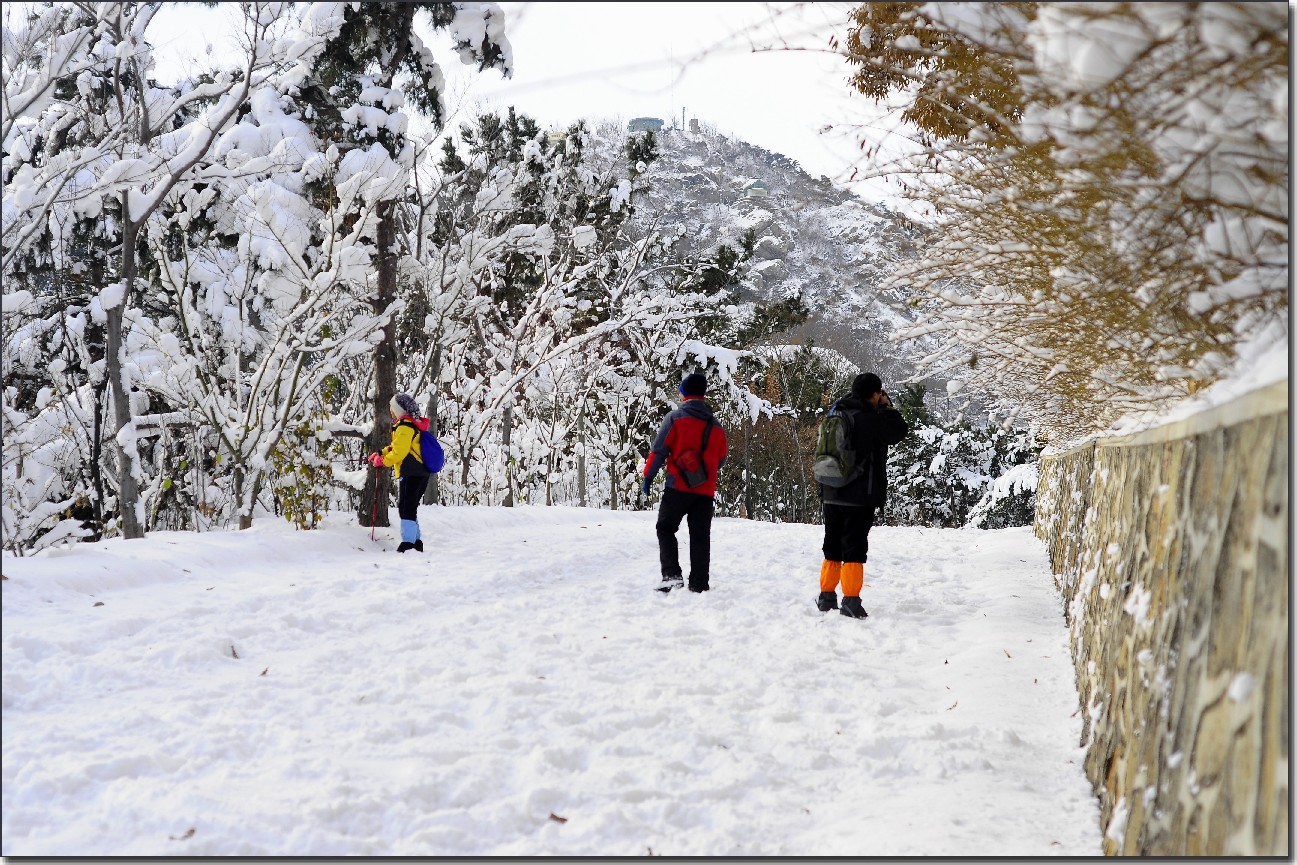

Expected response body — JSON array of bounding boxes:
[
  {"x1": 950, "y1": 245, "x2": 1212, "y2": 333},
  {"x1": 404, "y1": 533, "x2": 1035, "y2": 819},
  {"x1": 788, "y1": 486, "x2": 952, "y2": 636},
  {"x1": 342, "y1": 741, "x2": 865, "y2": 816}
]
[
  {"x1": 396, "y1": 419, "x2": 421, "y2": 453},
  {"x1": 669, "y1": 417, "x2": 713, "y2": 477}
]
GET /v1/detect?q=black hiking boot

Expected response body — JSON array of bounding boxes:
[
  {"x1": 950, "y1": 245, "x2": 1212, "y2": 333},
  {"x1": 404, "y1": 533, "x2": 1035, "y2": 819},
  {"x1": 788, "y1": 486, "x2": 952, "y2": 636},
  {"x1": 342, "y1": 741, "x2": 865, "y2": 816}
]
[
  {"x1": 840, "y1": 596, "x2": 868, "y2": 619},
  {"x1": 657, "y1": 572, "x2": 684, "y2": 593},
  {"x1": 397, "y1": 541, "x2": 416, "y2": 553},
  {"x1": 816, "y1": 591, "x2": 838, "y2": 612},
  {"x1": 688, "y1": 578, "x2": 710, "y2": 593},
  {"x1": 414, "y1": 539, "x2": 424, "y2": 552}
]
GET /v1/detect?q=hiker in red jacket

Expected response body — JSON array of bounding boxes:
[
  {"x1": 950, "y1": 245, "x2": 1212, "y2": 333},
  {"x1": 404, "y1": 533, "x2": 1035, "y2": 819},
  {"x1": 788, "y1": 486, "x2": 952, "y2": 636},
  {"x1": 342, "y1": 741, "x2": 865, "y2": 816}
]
[{"x1": 642, "y1": 372, "x2": 729, "y2": 593}]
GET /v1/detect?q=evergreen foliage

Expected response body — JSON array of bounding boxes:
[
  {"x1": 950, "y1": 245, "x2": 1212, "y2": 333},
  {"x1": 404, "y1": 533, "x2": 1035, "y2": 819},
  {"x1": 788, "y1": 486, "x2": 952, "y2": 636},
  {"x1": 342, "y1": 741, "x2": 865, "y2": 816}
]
[{"x1": 884, "y1": 384, "x2": 1039, "y2": 529}]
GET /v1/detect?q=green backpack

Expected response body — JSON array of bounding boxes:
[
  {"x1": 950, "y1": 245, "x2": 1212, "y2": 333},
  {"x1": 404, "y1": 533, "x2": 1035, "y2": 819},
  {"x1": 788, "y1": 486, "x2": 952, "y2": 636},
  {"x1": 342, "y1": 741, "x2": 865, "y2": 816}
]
[{"x1": 812, "y1": 403, "x2": 863, "y2": 488}]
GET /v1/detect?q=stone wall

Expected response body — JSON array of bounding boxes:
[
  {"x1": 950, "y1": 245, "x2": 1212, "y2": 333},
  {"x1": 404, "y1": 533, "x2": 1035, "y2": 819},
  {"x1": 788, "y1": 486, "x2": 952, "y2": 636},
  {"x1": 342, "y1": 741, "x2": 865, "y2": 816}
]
[{"x1": 1035, "y1": 380, "x2": 1288, "y2": 856}]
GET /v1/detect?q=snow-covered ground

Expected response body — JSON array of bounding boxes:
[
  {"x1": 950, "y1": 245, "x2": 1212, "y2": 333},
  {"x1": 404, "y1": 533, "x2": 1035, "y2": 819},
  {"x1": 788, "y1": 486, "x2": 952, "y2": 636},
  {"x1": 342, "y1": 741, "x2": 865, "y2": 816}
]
[{"x1": 2, "y1": 506, "x2": 1102, "y2": 857}]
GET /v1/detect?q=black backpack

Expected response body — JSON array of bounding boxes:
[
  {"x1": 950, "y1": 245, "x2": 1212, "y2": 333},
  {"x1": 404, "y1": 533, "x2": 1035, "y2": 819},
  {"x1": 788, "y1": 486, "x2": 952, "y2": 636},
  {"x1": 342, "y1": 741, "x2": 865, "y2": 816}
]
[{"x1": 673, "y1": 418, "x2": 715, "y2": 488}]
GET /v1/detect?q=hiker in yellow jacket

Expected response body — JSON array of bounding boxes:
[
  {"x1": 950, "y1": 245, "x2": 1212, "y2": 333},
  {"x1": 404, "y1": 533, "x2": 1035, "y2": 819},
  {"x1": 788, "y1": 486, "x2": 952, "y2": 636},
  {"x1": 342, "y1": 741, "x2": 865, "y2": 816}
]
[{"x1": 368, "y1": 393, "x2": 432, "y2": 553}]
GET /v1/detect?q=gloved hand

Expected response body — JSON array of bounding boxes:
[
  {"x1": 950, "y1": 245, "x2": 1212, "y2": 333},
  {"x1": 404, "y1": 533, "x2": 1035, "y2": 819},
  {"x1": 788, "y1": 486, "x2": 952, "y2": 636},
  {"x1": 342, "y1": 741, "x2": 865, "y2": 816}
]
[
  {"x1": 641, "y1": 478, "x2": 652, "y2": 497},
  {"x1": 367, "y1": 452, "x2": 385, "y2": 468}
]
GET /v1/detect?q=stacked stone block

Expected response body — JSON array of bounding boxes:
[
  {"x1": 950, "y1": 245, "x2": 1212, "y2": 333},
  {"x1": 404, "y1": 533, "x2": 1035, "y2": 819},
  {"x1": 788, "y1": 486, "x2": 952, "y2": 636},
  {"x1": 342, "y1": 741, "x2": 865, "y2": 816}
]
[{"x1": 1035, "y1": 380, "x2": 1288, "y2": 856}]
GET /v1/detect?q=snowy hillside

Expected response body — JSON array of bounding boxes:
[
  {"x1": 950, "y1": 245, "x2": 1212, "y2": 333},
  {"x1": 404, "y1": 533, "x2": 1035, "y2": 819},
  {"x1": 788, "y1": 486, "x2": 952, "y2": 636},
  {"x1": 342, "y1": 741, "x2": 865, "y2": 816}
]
[
  {"x1": 3, "y1": 507, "x2": 1101, "y2": 856},
  {"x1": 639, "y1": 123, "x2": 929, "y2": 385}
]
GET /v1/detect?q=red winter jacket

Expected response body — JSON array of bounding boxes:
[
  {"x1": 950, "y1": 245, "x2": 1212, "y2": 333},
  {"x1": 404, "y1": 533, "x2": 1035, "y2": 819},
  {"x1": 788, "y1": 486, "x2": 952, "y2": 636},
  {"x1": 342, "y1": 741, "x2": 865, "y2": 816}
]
[{"x1": 643, "y1": 396, "x2": 729, "y2": 497}]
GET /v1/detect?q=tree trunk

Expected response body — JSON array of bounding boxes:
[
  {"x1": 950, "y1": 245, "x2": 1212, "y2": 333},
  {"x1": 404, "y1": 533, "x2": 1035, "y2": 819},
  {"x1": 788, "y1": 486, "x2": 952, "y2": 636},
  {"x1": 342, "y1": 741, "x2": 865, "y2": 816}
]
[
  {"x1": 361, "y1": 200, "x2": 398, "y2": 527},
  {"x1": 577, "y1": 451, "x2": 587, "y2": 507},
  {"x1": 422, "y1": 343, "x2": 441, "y2": 505},
  {"x1": 235, "y1": 463, "x2": 262, "y2": 530},
  {"x1": 106, "y1": 214, "x2": 144, "y2": 539},
  {"x1": 544, "y1": 449, "x2": 554, "y2": 506},
  {"x1": 90, "y1": 379, "x2": 105, "y2": 540},
  {"x1": 501, "y1": 402, "x2": 514, "y2": 507},
  {"x1": 232, "y1": 463, "x2": 246, "y2": 529},
  {"x1": 743, "y1": 415, "x2": 754, "y2": 519},
  {"x1": 609, "y1": 454, "x2": 619, "y2": 511}
]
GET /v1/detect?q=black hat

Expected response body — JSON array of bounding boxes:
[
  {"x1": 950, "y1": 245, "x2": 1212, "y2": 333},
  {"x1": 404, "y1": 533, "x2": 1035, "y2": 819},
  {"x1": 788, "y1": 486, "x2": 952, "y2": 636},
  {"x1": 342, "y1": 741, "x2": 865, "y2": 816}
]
[
  {"x1": 679, "y1": 372, "x2": 707, "y2": 397},
  {"x1": 852, "y1": 373, "x2": 882, "y2": 398}
]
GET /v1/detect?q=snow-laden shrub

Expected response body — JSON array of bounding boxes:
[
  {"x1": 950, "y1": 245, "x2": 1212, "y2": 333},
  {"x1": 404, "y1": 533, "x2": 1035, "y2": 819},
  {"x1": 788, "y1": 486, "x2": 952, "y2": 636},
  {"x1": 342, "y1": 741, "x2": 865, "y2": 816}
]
[
  {"x1": 2, "y1": 391, "x2": 94, "y2": 555},
  {"x1": 965, "y1": 461, "x2": 1039, "y2": 529},
  {"x1": 269, "y1": 409, "x2": 340, "y2": 530},
  {"x1": 884, "y1": 383, "x2": 1040, "y2": 528}
]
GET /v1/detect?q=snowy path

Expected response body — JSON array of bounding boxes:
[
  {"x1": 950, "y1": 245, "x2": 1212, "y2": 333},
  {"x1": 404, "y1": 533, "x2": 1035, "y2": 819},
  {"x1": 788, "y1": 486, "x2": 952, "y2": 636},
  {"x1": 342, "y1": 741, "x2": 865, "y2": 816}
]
[{"x1": 2, "y1": 506, "x2": 1102, "y2": 856}]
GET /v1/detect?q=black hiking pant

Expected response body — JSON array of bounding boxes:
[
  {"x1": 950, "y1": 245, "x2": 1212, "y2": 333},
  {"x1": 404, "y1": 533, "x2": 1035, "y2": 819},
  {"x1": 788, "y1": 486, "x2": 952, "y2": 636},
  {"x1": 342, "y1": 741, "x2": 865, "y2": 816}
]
[
  {"x1": 822, "y1": 502, "x2": 876, "y2": 564},
  {"x1": 397, "y1": 458, "x2": 430, "y2": 522},
  {"x1": 656, "y1": 487, "x2": 714, "y2": 587}
]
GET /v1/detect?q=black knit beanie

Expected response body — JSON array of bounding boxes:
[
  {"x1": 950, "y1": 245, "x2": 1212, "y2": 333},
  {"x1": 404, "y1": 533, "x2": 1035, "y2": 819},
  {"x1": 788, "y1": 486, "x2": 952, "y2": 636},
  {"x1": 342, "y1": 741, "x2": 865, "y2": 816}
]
[
  {"x1": 679, "y1": 372, "x2": 707, "y2": 397},
  {"x1": 852, "y1": 373, "x2": 883, "y2": 398}
]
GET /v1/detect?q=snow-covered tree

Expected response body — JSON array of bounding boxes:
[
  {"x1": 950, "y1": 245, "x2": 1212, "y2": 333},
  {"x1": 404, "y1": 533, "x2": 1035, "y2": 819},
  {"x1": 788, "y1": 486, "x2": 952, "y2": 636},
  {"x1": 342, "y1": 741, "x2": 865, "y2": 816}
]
[
  {"x1": 2, "y1": 134, "x2": 116, "y2": 545},
  {"x1": 2, "y1": 2, "x2": 516, "y2": 538},
  {"x1": 844, "y1": 1, "x2": 1288, "y2": 443},
  {"x1": 884, "y1": 383, "x2": 1039, "y2": 528},
  {"x1": 403, "y1": 112, "x2": 755, "y2": 511},
  {"x1": 3, "y1": 2, "x2": 306, "y2": 538},
  {"x1": 132, "y1": 82, "x2": 401, "y2": 530},
  {"x1": 2, "y1": 3, "x2": 104, "y2": 144},
  {"x1": 1, "y1": 320, "x2": 100, "y2": 554},
  {"x1": 291, "y1": 1, "x2": 512, "y2": 527}
]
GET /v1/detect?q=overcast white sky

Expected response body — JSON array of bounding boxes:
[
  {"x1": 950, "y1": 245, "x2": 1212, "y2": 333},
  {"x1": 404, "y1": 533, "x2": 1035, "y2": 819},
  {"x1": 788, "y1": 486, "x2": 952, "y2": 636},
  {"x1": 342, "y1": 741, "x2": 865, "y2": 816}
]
[{"x1": 147, "y1": 2, "x2": 913, "y2": 209}]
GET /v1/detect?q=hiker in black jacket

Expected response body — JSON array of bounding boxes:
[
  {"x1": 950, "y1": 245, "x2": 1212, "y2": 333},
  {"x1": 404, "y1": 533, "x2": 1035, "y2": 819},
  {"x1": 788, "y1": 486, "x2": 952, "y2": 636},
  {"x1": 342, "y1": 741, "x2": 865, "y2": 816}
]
[{"x1": 817, "y1": 372, "x2": 909, "y2": 618}]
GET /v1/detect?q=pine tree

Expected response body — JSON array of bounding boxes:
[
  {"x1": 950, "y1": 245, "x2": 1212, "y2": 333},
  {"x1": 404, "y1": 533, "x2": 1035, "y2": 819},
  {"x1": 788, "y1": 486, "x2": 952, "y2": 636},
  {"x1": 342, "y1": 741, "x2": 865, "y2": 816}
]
[{"x1": 293, "y1": 3, "x2": 511, "y2": 526}]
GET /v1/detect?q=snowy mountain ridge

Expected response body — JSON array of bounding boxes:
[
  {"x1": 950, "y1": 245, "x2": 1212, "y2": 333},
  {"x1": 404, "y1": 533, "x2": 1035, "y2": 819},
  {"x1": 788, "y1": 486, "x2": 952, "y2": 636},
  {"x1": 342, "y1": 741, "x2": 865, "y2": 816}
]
[{"x1": 638, "y1": 122, "x2": 929, "y2": 385}]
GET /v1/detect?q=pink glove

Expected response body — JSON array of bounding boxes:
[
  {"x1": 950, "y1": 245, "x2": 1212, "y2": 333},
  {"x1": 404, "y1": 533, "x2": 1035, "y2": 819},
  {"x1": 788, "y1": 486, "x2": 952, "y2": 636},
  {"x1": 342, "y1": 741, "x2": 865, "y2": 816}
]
[{"x1": 367, "y1": 452, "x2": 385, "y2": 467}]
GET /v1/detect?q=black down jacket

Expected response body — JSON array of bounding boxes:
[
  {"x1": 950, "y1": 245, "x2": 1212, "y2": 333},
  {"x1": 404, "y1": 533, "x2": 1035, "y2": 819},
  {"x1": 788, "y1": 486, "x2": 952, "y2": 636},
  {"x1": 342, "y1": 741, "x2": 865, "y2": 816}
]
[{"x1": 819, "y1": 394, "x2": 909, "y2": 507}]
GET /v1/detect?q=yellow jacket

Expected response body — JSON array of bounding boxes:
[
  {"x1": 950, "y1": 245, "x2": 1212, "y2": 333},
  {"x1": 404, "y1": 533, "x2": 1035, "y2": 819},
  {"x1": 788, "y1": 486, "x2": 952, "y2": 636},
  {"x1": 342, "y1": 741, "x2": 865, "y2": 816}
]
[{"x1": 379, "y1": 419, "x2": 425, "y2": 479}]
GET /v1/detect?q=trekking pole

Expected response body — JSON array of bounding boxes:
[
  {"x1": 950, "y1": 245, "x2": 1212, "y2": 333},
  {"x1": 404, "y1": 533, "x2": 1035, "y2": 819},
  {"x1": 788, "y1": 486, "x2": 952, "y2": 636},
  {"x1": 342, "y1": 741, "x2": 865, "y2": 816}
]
[{"x1": 370, "y1": 466, "x2": 379, "y2": 542}]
